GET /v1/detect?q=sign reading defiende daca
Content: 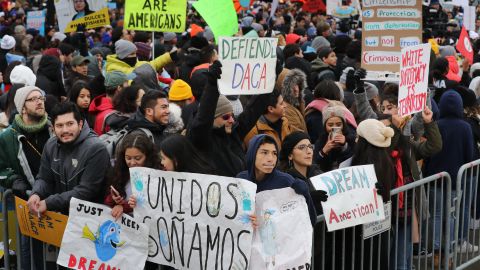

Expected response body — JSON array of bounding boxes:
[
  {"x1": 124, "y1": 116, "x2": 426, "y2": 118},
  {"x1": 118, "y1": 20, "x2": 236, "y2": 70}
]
[{"x1": 124, "y1": 0, "x2": 187, "y2": 32}]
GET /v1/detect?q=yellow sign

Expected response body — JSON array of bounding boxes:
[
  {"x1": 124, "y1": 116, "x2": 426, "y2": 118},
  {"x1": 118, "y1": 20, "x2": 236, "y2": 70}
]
[
  {"x1": 64, "y1": 7, "x2": 110, "y2": 33},
  {"x1": 124, "y1": 0, "x2": 187, "y2": 32},
  {"x1": 15, "y1": 197, "x2": 68, "y2": 247}
]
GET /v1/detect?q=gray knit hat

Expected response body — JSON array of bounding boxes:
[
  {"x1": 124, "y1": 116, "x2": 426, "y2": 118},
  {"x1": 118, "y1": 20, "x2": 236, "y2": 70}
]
[
  {"x1": 364, "y1": 82, "x2": 379, "y2": 100},
  {"x1": 311, "y1": 36, "x2": 330, "y2": 51},
  {"x1": 104, "y1": 71, "x2": 127, "y2": 89},
  {"x1": 14, "y1": 86, "x2": 43, "y2": 113},
  {"x1": 115, "y1": 39, "x2": 137, "y2": 59},
  {"x1": 214, "y1": 95, "x2": 234, "y2": 118}
]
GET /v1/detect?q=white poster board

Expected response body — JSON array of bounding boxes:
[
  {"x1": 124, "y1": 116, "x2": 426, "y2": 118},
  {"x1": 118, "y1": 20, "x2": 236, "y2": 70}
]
[
  {"x1": 57, "y1": 198, "x2": 149, "y2": 270},
  {"x1": 310, "y1": 165, "x2": 385, "y2": 231},
  {"x1": 363, "y1": 202, "x2": 392, "y2": 239},
  {"x1": 249, "y1": 188, "x2": 312, "y2": 270},
  {"x1": 398, "y1": 43, "x2": 431, "y2": 116},
  {"x1": 54, "y1": 0, "x2": 107, "y2": 33},
  {"x1": 217, "y1": 37, "x2": 277, "y2": 95},
  {"x1": 130, "y1": 168, "x2": 257, "y2": 269}
]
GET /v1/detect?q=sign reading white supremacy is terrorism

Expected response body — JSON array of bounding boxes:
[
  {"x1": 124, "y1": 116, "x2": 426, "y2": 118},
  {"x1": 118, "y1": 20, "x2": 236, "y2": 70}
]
[
  {"x1": 249, "y1": 188, "x2": 312, "y2": 270},
  {"x1": 57, "y1": 198, "x2": 149, "y2": 270},
  {"x1": 217, "y1": 37, "x2": 277, "y2": 95},
  {"x1": 129, "y1": 168, "x2": 257, "y2": 269},
  {"x1": 310, "y1": 165, "x2": 385, "y2": 231}
]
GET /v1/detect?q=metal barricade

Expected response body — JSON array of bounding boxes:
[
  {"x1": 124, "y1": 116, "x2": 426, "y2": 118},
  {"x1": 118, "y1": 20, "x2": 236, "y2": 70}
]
[
  {"x1": 312, "y1": 172, "x2": 453, "y2": 270},
  {"x1": 453, "y1": 159, "x2": 480, "y2": 270}
]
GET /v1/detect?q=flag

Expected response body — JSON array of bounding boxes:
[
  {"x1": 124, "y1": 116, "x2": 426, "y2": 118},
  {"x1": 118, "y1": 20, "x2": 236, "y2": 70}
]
[{"x1": 456, "y1": 26, "x2": 474, "y2": 64}]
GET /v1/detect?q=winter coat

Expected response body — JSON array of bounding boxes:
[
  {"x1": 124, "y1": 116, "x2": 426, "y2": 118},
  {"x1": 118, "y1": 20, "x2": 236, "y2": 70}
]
[
  {"x1": 282, "y1": 68, "x2": 308, "y2": 132},
  {"x1": 310, "y1": 58, "x2": 336, "y2": 87},
  {"x1": 187, "y1": 79, "x2": 270, "y2": 177},
  {"x1": 35, "y1": 55, "x2": 66, "y2": 99},
  {"x1": 132, "y1": 64, "x2": 162, "y2": 92},
  {"x1": 88, "y1": 94, "x2": 114, "y2": 135},
  {"x1": 178, "y1": 51, "x2": 202, "y2": 84},
  {"x1": 64, "y1": 71, "x2": 91, "y2": 96},
  {"x1": 32, "y1": 123, "x2": 110, "y2": 214},
  {"x1": 106, "y1": 52, "x2": 172, "y2": 75},
  {"x1": 425, "y1": 90, "x2": 474, "y2": 189},
  {"x1": 243, "y1": 116, "x2": 292, "y2": 151},
  {"x1": 314, "y1": 128, "x2": 355, "y2": 172},
  {"x1": 236, "y1": 134, "x2": 317, "y2": 226}
]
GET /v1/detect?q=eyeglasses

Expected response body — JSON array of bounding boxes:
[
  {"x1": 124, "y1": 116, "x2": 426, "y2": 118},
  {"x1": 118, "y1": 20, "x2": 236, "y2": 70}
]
[
  {"x1": 294, "y1": 144, "x2": 314, "y2": 151},
  {"x1": 25, "y1": 96, "x2": 46, "y2": 103},
  {"x1": 221, "y1": 113, "x2": 234, "y2": 121}
]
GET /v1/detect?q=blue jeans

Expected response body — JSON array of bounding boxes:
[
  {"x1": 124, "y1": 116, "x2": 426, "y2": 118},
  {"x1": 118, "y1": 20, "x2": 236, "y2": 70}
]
[
  {"x1": 458, "y1": 177, "x2": 475, "y2": 242},
  {"x1": 429, "y1": 186, "x2": 454, "y2": 251},
  {"x1": 391, "y1": 220, "x2": 413, "y2": 270}
]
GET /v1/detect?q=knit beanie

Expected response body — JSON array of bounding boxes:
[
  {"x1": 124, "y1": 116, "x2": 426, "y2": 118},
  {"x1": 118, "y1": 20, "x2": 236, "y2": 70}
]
[
  {"x1": 1, "y1": 35, "x2": 15, "y2": 50},
  {"x1": 357, "y1": 119, "x2": 394, "y2": 148},
  {"x1": 104, "y1": 71, "x2": 127, "y2": 89},
  {"x1": 280, "y1": 131, "x2": 310, "y2": 161},
  {"x1": 311, "y1": 36, "x2": 330, "y2": 51},
  {"x1": 364, "y1": 82, "x2": 379, "y2": 100},
  {"x1": 10, "y1": 65, "x2": 36, "y2": 86},
  {"x1": 169, "y1": 79, "x2": 193, "y2": 101},
  {"x1": 135, "y1": 42, "x2": 151, "y2": 60},
  {"x1": 439, "y1": 46, "x2": 456, "y2": 58},
  {"x1": 322, "y1": 105, "x2": 346, "y2": 126},
  {"x1": 115, "y1": 39, "x2": 137, "y2": 59},
  {"x1": 14, "y1": 86, "x2": 43, "y2": 113},
  {"x1": 214, "y1": 95, "x2": 233, "y2": 118}
]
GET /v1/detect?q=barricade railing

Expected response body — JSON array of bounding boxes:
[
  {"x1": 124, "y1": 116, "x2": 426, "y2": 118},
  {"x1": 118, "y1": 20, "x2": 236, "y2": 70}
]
[{"x1": 453, "y1": 159, "x2": 480, "y2": 270}]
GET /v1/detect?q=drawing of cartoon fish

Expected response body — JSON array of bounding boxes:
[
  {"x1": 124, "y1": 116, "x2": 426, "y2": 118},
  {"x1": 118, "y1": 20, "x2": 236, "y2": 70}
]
[{"x1": 82, "y1": 220, "x2": 126, "y2": 262}]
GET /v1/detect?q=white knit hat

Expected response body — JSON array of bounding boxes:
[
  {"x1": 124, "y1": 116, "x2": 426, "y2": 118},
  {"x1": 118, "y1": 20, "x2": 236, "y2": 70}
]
[
  {"x1": 10, "y1": 65, "x2": 36, "y2": 86},
  {"x1": 1, "y1": 35, "x2": 15, "y2": 50},
  {"x1": 357, "y1": 119, "x2": 394, "y2": 148},
  {"x1": 14, "y1": 86, "x2": 43, "y2": 113}
]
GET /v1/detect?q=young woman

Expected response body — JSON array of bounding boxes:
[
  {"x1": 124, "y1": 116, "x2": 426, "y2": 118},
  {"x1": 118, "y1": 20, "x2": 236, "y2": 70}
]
[
  {"x1": 106, "y1": 85, "x2": 146, "y2": 130},
  {"x1": 69, "y1": 80, "x2": 93, "y2": 127}
]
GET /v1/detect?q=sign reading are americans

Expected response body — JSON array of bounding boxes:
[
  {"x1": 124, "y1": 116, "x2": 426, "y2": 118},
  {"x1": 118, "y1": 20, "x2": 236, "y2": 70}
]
[
  {"x1": 130, "y1": 168, "x2": 257, "y2": 269},
  {"x1": 310, "y1": 165, "x2": 385, "y2": 231},
  {"x1": 57, "y1": 198, "x2": 149, "y2": 270},
  {"x1": 218, "y1": 37, "x2": 277, "y2": 95}
]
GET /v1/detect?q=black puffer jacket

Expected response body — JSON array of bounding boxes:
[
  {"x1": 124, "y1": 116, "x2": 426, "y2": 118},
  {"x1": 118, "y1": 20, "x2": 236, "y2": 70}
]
[{"x1": 36, "y1": 55, "x2": 66, "y2": 99}]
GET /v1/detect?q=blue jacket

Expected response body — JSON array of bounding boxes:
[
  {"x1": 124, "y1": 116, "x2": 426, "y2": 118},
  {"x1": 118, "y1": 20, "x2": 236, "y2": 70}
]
[
  {"x1": 425, "y1": 90, "x2": 473, "y2": 188},
  {"x1": 236, "y1": 134, "x2": 317, "y2": 226}
]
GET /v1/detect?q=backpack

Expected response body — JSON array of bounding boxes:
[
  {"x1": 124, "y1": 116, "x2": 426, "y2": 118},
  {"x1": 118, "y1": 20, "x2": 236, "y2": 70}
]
[{"x1": 99, "y1": 127, "x2": 154, "y2": 166}]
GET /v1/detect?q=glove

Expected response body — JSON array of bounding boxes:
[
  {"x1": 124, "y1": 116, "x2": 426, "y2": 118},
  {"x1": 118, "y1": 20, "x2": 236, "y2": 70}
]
[
  {"x1": 311, "y1": 190, "x2": 328, "y2": 202},
  {"x1": 207, "y1": 60, "x2": 223, "y2": 85},
  {"x1": 354, "y1": 68, "x2": 367, "y2": 91},
  {"x1": 11, "y1": 176, "x2": 30, "y2": 199},
  {"x1": 375, "y1": 181, "x2": 384, "y2": 199},
  {"x1": 345, "y1": 69, "x2": 356, "y2": 92}
]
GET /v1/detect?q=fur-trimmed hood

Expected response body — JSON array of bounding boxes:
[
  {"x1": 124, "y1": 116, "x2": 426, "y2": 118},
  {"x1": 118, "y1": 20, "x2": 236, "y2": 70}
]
[
  {"x1": 165, "y1": 103, "x2": 185, "y2": 134},
  {"x1": 282, "y1": 69, "x2": 307, "y2": 108}
]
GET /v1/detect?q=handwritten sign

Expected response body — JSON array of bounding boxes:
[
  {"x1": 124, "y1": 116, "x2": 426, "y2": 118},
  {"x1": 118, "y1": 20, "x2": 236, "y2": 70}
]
[
  {"x1": 15, "y1": 197, "x2": 68, "y2": 247},
  {"x1": 310, "y1": 165, "x2": 385, "y2": 231},
  {"x1": 57, "y1": 198, "x2": 149, "y2": 270},
  {"x1": 124, "y1": 0, "x2": 187, "y2": 32},
  {"x1": 130, "y1": 168, "x2": 257, "y2": 269},
  {"x1": 217, "y1": 37, "x2": 277, "y2": 95},
  {"x1": 398, "y1": 43, "x2": 431, "y2": 116},
  {"x1": 64, "y1": 7, "x2": 110, "y2": 33},
  {"x1": 249, "y1": 188, "x2": 312, "y2": 270},
  {"x1": 27, "y1": 10, "x2": 46, "y2": 36},
  {"x1": 361, "y1": 0, "x2": 422, "y2": 73}
]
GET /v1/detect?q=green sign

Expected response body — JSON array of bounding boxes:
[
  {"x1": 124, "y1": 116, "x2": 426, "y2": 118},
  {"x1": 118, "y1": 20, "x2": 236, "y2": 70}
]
[
  {"x1": 192, "y1": 0, "x2": 238, "y2": 43},
  {"x1": 124, "y1": 0, "x2": 187, "y2": 32}
]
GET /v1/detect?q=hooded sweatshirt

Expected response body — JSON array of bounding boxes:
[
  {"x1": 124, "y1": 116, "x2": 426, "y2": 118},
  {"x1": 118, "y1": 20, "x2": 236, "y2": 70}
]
[
  {"x1": 88, "y1": 94, "x2": 114, "y2": 135},
  {"x1": 35, "y1": 55, "x2": 66, "y2": 99},
  {"x1": 236, "y1": 134, "x2": 317, "y2": 226},
  {"x1": 425, "y1": 90, "x2": 473, "y2": 189}
]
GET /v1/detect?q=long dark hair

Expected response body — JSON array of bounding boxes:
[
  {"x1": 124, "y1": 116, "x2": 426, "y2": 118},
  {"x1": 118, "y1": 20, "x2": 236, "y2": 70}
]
[
  {"x1": 69, "y1": 80, "x2": 91, "y2": 109},
  {"x1": 113, "y1": 85, "x2": 142, "y2": 114},
  {"x1": 351, "y1": 137, "x2": 395, "y2": 200},
  {"x1": 109, "y1": 132, "x2": 160, "y2": 197},
  {"x1": 160, "y1": 134, "x2": 216, "y2": 174}
]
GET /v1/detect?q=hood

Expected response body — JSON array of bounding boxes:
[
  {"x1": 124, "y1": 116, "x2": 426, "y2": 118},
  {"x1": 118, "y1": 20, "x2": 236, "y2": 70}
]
[
  {"x1": 133, "y1": 64, "x2": 162, "y2": 92},
  {"x1": 445, "y1": 56, "x2": 460, "y2": 82},
  {"x1": 439, "y1": 90, "x2": 463, "y2": 119},
  {"x1": 245, "y1": 134, "x2": 279, "y2": 181},
  {"x1": 37, "y1": 55, "x2": 61, "y2": 81},
  {"x1": 311, "y1": 58, "x2": 329, "y2": 71},
  {"x1": 164, "y1": 103, "x2": 184, "y2": 134},
  {"x1": 282, "y1": 69, "x2": 306, "y2": 108},
  {"x1": 88, "y1": 94, "x2": 113, "y2": 114},
  {"x1": 127, "y1": 109, "x2": 165, "y2": 132}
]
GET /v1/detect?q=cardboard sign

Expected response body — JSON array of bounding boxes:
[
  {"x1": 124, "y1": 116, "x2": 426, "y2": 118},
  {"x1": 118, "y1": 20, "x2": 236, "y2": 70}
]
[
  {"x1": 363, "y1": 202, "x2": 392, "y2": 239},
  {"x1": 26, "y1": 10, "x2": 46, "y2": 36},
  {"x1": 15, "y1": 197, "x2": 68, "y2": 247},
  {"x1": 124, "y1": 0, "x2": 187, "y2": 32},
  {"x1": 398, "y1": 43, "x2": 431, "y2": 116},
  {"x1": 193, "y1": 0, "x2": 238, "y2": 42},
  {"x1": 217, "y1": 37, "x2": 277, "y2": 95},
  {"x1": 361, "y1": 0, "x2": 423, "y2": 73},
  {"x1": 130, "y1": 168, "x2": 257, "y2": 269},
  {"x1": 57, "y1": 198, "x2": 149, "y2": 270},
  {"x1": 64, "y1": 7, "x2": 110, "y2": 33},
  {"x1": 249, "y1": 188, "x2": 312, "y2": 270},
  {"x1": 54, "y1": 0, "x2": 107, "y2": 33},
  {"x1": 310, "y1": 165, "x2": 385, "y2": 232}
]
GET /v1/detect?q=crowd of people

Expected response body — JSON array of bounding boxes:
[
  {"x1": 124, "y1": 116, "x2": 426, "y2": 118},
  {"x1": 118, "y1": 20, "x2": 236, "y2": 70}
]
[{"x1": 0, "y1": 0, "x2": 479, "y2": 269}]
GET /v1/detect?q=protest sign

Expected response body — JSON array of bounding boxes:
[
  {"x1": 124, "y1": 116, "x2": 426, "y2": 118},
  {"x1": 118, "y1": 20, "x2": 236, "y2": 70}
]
[
  {"x1": 217, "y1": 37, "x2": 277, "y2": 95},
  {"x1": 249, "y1": 188, "x2": 312, "y2": 270},
  {"x1": 57, "y1": 198, "x2": 149, "y2": 270},
  {"x1": 310, "y1": 165, "x2": 385, "y2": 231},
  {"x1": 361, "y1": 0, "x2": 423, "y2": 73},
  {"x1": 130, "y1": 168, "x2": 257, "y2": 269},
  {"x1": 463, "y1": 6, "x2": 476, "y2": 31},
  {"x1": 15, "y1": 197, "x2": 68, "y2": 247},
  {"x1": 64, "y1": 7, "x2": 110, "y2": 33},
  {"x1": 26, "y1": 10, "x2": 46, "y2": 36},
  {"x1": 124, "y1": 0, "x2": 186, "y2": 32},
  {"x1": 457, "y1": 26, "x2": 474, "y2": 65},
  {"x1": 397, "y1": 43, "x2": 431, "y2": 116},
  {"x1": 54, "y1": 0, "x2": 107, "y2": 33},
  {"x1": 193, "y1": 0, "x2": 238, "y2": 43},
  {"x1": 363, "y1": 202, "x2": 391, "y2": 239}
]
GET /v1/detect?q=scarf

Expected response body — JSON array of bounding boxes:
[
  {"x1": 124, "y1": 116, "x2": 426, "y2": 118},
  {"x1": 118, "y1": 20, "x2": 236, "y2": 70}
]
[
  {"x1": 391, "y1": 150, "x2": 404, "y2": 209},
  {"x1": 14, "y1": 114, "x2": 48, "y2": 133}
]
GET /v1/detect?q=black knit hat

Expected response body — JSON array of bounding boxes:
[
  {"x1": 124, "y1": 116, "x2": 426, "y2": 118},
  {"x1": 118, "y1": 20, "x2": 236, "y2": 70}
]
[{"x1": 280, "y1": 131, "x2": 311, "y2": 161}]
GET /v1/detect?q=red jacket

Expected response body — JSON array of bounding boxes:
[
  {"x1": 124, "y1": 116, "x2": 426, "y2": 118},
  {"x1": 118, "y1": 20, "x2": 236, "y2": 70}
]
[
  {"x1": 88, "y1": 94, "x2": 114, "y2": 135},
  {"x1": 445, "y1": 55, "x2": 461, "y2": 82}
]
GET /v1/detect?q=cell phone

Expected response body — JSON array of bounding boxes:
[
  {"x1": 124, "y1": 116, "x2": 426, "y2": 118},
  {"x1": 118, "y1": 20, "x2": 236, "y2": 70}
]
[
  {"x1": 329, "y1": 127, "x2": 342, "y2": 140},
  {"x1": 110, "y1": 185, "x2": 120, "y2": 196}
]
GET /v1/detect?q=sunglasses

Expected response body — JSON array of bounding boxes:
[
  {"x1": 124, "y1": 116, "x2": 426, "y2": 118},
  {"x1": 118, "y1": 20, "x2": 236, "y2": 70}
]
[{"x1": 221, "y1": 113, "x2": 234, "y2": 121}]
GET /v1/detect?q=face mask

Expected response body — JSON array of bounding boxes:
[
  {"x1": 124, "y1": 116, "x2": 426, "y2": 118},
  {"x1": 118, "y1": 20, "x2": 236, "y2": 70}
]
[{"x1": 123, "y1": 56, "x2": 137, "y2": 67}]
